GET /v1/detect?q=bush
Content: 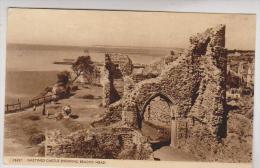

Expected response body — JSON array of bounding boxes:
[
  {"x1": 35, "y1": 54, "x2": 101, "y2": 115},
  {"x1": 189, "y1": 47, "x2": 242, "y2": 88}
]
[
  {"x1": 44, "y1": 86, "x2": 53, "y2": 93},
  {"x1": 57, "y1": 71, "x2": 71, "y2": 85},
  {"x1": 37, "y1": 144, "x2": 45, "y2": 156},
  {"x1": 29, "y1": 133, "x2": 45, "y2": 145}
]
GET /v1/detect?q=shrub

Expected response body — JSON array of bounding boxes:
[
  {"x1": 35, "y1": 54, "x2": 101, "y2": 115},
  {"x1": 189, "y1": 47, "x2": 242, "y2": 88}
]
[
  {"x1": 44, "y1": 86, "x2": 53, "y2": 93},
  {"x1": 57, "y1": 71, "x2": 71, "y2": 85},
  {"x1": 29, "y1": 133, "x2": 45, "y2": 145},
  {"x1": 37, "y1": 144, "x2": 45, "y2": 156}
]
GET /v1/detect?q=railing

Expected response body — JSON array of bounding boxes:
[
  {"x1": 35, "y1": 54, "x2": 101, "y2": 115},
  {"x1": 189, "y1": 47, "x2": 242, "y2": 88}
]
[
  {"x1": 29, "y1": 95, "x2": 53, "y2": 106},
  {"x1": 5, "y1": 95, "x2": 54, "y2": 113},
  {"x1": 5, "y1": 101, "x2": 22, "y2": 113}
]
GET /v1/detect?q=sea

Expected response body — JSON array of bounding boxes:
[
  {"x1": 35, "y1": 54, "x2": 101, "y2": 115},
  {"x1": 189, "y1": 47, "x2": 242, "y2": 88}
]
[{"x1": 5, "y1": 44, "x2": 178, "y2": 105}]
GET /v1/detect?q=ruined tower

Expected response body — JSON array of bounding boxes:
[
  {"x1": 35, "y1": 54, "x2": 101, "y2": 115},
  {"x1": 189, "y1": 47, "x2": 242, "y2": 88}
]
[{"x1": 101, "y1": 53, "x2": 133, "y2": 106}]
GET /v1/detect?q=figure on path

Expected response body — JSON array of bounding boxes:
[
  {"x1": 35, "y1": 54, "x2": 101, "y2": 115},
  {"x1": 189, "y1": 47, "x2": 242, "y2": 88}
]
[
  {"x1": 42, "y1": 103, "x2": 46, "y2": 115},
  {"x1": 33, "y1": 105, "x2": 36, "y2": 111}
]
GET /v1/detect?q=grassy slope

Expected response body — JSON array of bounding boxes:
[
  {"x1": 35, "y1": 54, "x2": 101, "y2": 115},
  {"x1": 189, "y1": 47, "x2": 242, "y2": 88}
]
[{"x1": 4, "y1": 84, "x2": 105, "y2": 157}]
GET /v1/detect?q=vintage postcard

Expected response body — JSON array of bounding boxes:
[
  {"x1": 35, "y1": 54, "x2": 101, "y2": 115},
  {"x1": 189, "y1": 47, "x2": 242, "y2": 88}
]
[{"x1": 3, "y1": 8, "x2": 256, "y2": 168}]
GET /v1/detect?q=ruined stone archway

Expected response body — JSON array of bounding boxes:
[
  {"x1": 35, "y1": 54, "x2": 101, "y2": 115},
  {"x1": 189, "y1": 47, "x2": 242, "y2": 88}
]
[{"x1": 137, "y1": 92, "x2": 177, "y2": 148}]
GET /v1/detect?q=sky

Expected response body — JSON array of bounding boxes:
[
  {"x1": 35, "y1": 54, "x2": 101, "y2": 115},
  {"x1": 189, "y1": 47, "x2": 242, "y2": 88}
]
[{"x1": 7, "y1": 8, "x2": 256, "y2": 50}]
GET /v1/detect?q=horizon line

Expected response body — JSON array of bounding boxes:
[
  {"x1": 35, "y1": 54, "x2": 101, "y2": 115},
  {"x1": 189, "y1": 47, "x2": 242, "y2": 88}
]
[
  {"x1": 7, "y1": 43, "x2": 184, "y2": 50},
  {"x1": 6, "y1": 43, "x2": 255, "y2": 51}
]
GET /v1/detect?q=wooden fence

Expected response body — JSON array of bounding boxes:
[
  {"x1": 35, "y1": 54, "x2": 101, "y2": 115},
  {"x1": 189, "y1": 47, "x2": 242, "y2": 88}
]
[
  {"x1": 29, "y1": 95, "x2": 53, "y2": 106},
  {"x1": 5, "y1": 95, "x2": 54, "y2": 113},
  {"x1": 5, "y1": 101, "x2": 22, "y2": 113}
]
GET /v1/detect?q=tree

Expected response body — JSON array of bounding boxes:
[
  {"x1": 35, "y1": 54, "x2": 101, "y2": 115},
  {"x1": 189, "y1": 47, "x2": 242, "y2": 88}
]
[
  {"x1": 57, "y1": 71, "x2": 71, "y2": 85},
  {"x1": 84, "y1": 66, "x2": 101, "y2": 84},
  {"x1": 53, "y1": 71, "x2": 71, "y2": 98},
  {"x1": 71, "y1": 56, "x2": 95, "y2": 83}
]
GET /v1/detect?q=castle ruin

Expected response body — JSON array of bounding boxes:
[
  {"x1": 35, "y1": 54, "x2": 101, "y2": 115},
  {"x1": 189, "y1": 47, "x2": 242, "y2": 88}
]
[{"x1": 47, "y1": 25, "x2": 229, "y2": 160}]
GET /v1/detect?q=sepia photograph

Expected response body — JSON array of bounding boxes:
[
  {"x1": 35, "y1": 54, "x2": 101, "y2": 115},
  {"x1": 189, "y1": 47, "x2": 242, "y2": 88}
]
[{"x1": 3, "y1": 8, "x2": 256, "y2": 166}]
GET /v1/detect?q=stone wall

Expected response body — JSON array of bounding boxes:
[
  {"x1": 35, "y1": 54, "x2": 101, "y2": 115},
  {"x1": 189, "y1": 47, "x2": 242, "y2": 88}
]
[
  {"x1": 105, "y1": 24, "x2": 227, "y2": 160},
  {"x1": 122, "y1": 54, "x2": 197, "y2": 127},
  {"x1": 92, "y1": 100, "x2": 123, "y2": 127},
  {"x1": 143, "y1": 96, "x2": 172, "y2": 127},
  {"x1": 101, "y1": 53, "x2": 133, "y2": 106},
  {"x1": 131, "y1": 54, "x2": 179, "y2": 83},
  {"x1": 46, "y1": 127, "x2": 153, "y2": 160}
]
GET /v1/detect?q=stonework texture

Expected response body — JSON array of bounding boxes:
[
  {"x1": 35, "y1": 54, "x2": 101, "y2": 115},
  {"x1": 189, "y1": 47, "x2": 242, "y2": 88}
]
[
  {"x1": 46, "y1": 25, "x2": 229, "y2": 161},
  {"x1": 103, "y1": 24, "x2": 227, "y2": 159},
  {"x1": 46, "y1": 127, "x2": 153, "y2": 160}
]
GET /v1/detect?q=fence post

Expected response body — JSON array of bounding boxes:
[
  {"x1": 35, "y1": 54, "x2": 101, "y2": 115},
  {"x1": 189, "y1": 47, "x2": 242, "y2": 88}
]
[
  {"x1": 19, "y1": 102, "x2": 22, "y2": 111},
  {"x1": 5, "y1": 95, "x2": 53, "y2": 113},
  {"x1": 17, "y1": 99, "x2": 21, "y2": 111}
]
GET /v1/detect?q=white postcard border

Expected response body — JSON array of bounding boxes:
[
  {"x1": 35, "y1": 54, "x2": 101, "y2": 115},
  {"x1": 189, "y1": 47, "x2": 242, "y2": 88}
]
[{"x1": 0, "y1": 1, "x2": 259, "y2": 168}]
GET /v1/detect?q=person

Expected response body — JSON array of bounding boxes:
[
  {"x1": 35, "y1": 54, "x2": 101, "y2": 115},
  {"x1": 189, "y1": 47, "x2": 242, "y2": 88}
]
[
  {"x1": 42, "y1": 103, "x2": 46, "y2": 115},
  {"x1": 46, "y1": 110, "x2": 49, "y2": 117},
  {"x1": 33, "y1": 105, "x2": 36, "y2": 111}
]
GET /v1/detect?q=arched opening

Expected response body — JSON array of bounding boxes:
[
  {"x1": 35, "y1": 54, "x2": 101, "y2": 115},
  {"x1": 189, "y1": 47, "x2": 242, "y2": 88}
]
[{"x1": 138, "y1": 93, "x2": 176, "y2": 150}]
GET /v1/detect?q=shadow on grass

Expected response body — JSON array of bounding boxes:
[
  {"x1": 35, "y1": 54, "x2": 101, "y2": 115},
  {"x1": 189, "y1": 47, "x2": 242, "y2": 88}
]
[{"x1": 70, "y1": 114, "x2": 79, "y2": 119}]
